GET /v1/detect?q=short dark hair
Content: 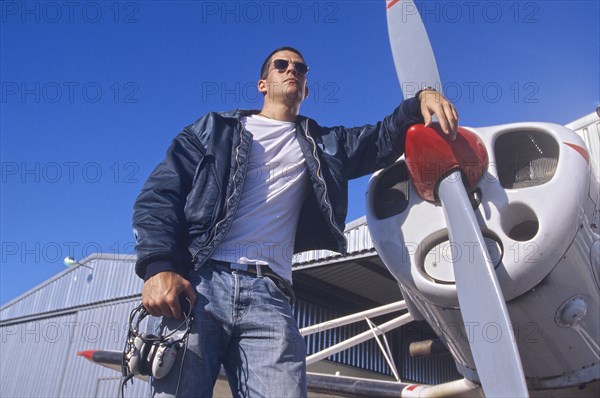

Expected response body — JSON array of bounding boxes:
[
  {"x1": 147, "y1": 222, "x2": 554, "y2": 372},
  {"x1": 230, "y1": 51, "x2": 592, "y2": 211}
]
[{"x1": 260, "y1": 46, "x2": 306, "y2": 79}]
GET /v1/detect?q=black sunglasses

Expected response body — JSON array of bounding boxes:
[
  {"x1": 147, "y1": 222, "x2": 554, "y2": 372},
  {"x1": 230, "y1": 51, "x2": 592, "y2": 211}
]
[{"x1": 269, "y1": 59, "x2": 309, "y2": 76}]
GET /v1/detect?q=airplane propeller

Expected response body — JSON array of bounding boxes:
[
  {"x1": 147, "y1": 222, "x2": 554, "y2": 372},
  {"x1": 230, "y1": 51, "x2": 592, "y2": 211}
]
[
  {"x1": 386, "y1": 0, "x2": 441, "y2": 97},
  {"x1": 385, "y1": 1, "x2": 529, "y2": 396},
  {"x1": 404, "y1": 124, "x2": 529, "y2": 397}
]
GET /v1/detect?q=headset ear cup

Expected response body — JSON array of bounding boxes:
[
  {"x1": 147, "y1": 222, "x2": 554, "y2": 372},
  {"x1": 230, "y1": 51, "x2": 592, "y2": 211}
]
[
  {"x1": 152, "y1": 340, "x2": 179, "y2": 379},
  {"x1": 140, "y1": 334, "x2": 160, "y2": 377},
  {"x1": 128, "y1": 335, "x2": 146, "y2": 375}
]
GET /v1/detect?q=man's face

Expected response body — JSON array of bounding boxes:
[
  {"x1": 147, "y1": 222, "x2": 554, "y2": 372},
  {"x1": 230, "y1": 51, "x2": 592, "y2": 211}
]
[{"x1": 259, "y1": 50, "x2": 309, "y2": 104}]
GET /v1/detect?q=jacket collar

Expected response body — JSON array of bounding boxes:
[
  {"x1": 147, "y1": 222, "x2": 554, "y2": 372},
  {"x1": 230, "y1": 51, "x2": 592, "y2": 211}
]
[{"x1": 220, "y1": 109, "x2": 312, "y2": 125}]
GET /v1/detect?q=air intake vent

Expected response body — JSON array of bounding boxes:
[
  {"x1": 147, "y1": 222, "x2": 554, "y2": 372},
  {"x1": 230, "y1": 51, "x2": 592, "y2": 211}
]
[
  {"x1": 374, "y1": 161, "x2": 410, "y2": 219},
  {"x1": 495, "y1": 131, "x2": 559, "y2": 189}
]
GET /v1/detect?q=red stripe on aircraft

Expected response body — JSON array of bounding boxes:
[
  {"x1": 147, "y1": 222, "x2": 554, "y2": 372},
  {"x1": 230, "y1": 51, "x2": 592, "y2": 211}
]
[
  {"x1": 564, "y1": 143, "x2": 590, "y2": 163},
  {"x1": 77, "y1": 350, "x2": 97, "y2": 360},
  {"x1": 406, "y1": 384, "x2": 420, "y2": 391},
  {"x1": 387, "y1": 0, "x2": 401, "y2": 9}
]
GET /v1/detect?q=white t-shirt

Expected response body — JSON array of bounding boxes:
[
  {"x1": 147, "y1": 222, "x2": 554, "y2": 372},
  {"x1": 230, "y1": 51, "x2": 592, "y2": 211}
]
[{"x1": 210, "y1": 114, "x2": 309, "y2": 282}]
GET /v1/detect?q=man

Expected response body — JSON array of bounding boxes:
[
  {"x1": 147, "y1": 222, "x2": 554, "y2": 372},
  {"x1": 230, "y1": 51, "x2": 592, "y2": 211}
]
[{"x1": 133, "y1": 46, "x2": 458, "y2": 397}]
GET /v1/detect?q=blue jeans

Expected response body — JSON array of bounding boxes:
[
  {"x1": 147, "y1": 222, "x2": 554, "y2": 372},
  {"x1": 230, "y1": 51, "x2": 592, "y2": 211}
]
[{"x1": 151, "y1": 263, "x2": 307, "y2": 398}]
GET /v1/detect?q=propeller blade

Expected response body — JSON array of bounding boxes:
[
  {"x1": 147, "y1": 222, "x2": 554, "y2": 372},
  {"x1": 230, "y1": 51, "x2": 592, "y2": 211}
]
[
  {"x1": 438, "y1": 172, "x2": 528, "y2": 397},
  {"x1": 387, "y1": 3, "x2": 528, "y2": 394},
  {"x1": 386, "y1": 0, "x2": 442, "y2": 98}
]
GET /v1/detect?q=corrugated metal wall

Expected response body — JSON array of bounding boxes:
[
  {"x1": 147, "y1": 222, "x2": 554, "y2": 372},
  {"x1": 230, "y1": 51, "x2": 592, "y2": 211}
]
[
  {"x1": 1, "y1": 312, "x2": 78, "y2": 397},
  {"x1": 0, "y1": 255, "x2": 141, "y2": 321},
  {"x1": 566, "y1": 110, "x2": 600, "y2": 176},
  {"x1": 0, "y1": 298, "x2": 150, "y2": 398},
  {"x1": 579, "y1": 119, "x2": 599, "y2": 175},
  {"x1": 293, "y1": 216, "x2": 375, "y2": 265},
  {"x1": 295, "y1": 297, "x2": 461, "y2": 384},
  {"x1": 296, "y1": 293, "x2": 394, "y2": 375},
  {"x1": 0, "y1": 254, "x2": 149, "y2": 398},
  {"x1": 59, "y1": 299, "x2": 151, "y2": 397}
]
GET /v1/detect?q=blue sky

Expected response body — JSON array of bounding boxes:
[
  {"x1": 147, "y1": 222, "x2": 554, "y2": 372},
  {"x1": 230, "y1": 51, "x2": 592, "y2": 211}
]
[{"x1": 1, "y1": 0, "x2": 599, "y2": 305}]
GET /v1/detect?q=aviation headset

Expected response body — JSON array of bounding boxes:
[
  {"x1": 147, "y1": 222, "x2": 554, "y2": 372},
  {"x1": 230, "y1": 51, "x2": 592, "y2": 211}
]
[{"x1": 121, "y1": 299, "x2": 194, "y2": 383}]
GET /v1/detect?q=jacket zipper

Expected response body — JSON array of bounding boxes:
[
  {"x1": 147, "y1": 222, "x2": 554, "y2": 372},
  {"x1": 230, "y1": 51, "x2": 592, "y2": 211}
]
[
  {"x1": 300, "y1": 119, "x2": 346, "y2": 247},
  {"x1": 192, "y1": 118, "x2": 345, "y2": 263},
  {"x1": 192, "y1": 122, "x2": 247, "y2": 263}
]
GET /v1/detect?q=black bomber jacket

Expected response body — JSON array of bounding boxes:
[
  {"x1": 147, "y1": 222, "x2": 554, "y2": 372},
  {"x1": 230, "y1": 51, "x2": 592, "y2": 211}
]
[{"x1": 132, "y1": 97, "x2": 423, "y2": 280}]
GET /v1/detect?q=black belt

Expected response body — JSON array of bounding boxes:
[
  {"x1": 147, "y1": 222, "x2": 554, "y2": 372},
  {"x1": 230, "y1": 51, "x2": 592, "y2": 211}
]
[{"x1": 206, "y1": 259, "x2": 295, "y2": 304}]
